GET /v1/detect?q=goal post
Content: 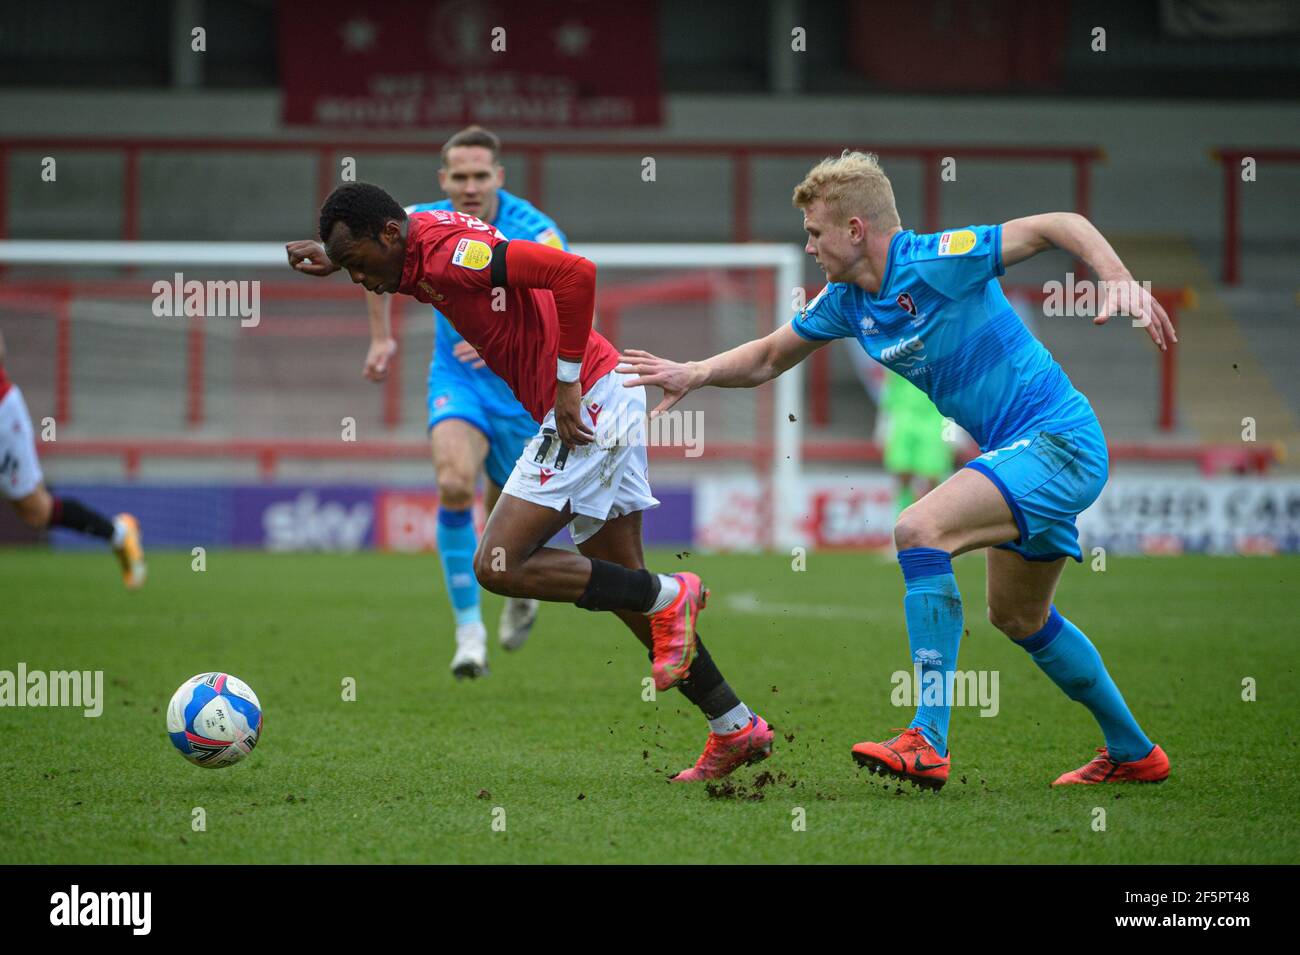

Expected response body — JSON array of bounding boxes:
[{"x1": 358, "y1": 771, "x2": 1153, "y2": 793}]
[{"x1": 0, "y1": 239, "x2": 808, "y2": 551}]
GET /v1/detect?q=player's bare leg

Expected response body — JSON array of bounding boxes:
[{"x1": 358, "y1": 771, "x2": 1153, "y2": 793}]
[
  {"x1": 430, "y1": 418, "x2": 493, "y2": 678},
  {"x1": 477, "y1": 492, "x2": 707, "y2": 691},
  {"x1": 567, "y1": 509, "x2": 772, "y2": 781},
  {"x1": 11, "y1": 485, "x2": 144, "y2": 589},
  {"x1": 985, "y1": 547, "x2": 1167, "y2": 785},
  {"x1": 483, "y1": 478, "x2": 539, "y2": 652}
]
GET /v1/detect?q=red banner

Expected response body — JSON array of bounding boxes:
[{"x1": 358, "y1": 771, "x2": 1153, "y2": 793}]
[{"x1": 279, "y1": 0, "x2": 662, "y2": 129}]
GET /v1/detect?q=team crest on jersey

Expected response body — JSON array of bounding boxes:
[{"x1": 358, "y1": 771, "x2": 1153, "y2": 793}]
[
  {"x1": 451, "y1": 239, "x2": 492, "y2": 270},
  {"x1": 417, "y1": 280, "x2": 445, "y2": 302},
  {"x1": 896, "y1": 292, "x2": 917, "y2": 316},
  {"x1": 938, "y1": 230, "x2": 977, "y2": 256}
]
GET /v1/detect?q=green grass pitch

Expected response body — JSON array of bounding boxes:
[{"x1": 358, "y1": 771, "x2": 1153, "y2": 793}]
[{"x1": 1, "y1": 548, "x2": 1296, "y2": 864}]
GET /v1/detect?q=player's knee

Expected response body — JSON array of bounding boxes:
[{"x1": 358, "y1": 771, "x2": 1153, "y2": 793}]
[
  {"x1": 988, "y1": 604, "x2": 1048, "y2": 641},
  {"x1": 472, "y1": 540, "x2": 511, "y2": 595},
  {"x1": 436, "y1": 473, "x2": 475, "y2": 510},
  {"x1": 893, "y1": 507, "x2": 942, "y2": 551},
  {"x1": 12, "y1": 491, "x2": 50, "y2": 528}
]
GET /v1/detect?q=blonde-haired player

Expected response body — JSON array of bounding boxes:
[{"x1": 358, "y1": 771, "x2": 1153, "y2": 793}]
[{"x1": 620, "y1": 150, "x2": 1174, "y2": 788}]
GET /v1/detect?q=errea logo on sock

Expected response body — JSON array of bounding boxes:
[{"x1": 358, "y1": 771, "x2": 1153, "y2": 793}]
[{"x1": 49, "y1": 885, "x2": 151, "y2": 935}]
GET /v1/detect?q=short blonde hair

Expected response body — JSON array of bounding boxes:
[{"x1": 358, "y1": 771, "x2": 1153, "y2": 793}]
[{"x1": 792, "y1": 150, "x2": 900, "y2": 230}]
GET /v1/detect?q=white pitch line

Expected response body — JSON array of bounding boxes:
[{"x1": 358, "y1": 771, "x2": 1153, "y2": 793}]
[{"x1": 724, "y1": 592, "x2": 884, "y2": 622}]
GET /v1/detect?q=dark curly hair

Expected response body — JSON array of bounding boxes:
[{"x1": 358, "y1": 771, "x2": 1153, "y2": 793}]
[{"x1": 318, "y1": 182, "x2": 407, "y2": 243}]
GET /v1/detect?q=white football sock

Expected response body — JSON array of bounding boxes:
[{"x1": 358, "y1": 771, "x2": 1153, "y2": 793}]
[
  {"x1": 707, "y1": 702, "x2": 753, "y2": 735},
  {"x1": 646, "y1": 574, "x2": 681, "y2": 614},
  {"x1": 110, "y1": 519, "x2": 127, "y2": 549}
]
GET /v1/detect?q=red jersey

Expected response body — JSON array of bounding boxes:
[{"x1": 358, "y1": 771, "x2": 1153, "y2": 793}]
[
  {"x1": 0, "y1": 364, "x2": 10, "y2": 402},
  {"x1": 396, "y1": 210, "x2": 619, "y2": 423}
]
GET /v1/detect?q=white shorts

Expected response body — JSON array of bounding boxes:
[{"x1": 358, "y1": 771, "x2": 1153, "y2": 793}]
[
  {"x1": 0, "y1": 385, "x2": 44, "y2": 500},
  {"x1": 502, "y1": 369, "x2": 659, "y2": 545}
]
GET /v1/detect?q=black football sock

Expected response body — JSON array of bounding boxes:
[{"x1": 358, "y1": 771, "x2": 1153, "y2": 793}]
[
  {"x1": 575, "y1": 557, "x2": 660, "y2": 612},
  {"x1": 673, "y1": 637, "x2": 742, "y2": 720},
  {"x1": 49, "y1": 496, "x2": 115, "y2": 540}
]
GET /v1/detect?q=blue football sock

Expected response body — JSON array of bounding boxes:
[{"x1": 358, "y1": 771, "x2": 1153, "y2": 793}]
[
  {"x1": 897, "y1": 547, "x2": 964, "y2": 755},
  {"x1": 436, "y1": 506, "x2": 482, "y2": 628},
  {"x1": 1017, "y1": 607, "x2": 1153, "y2": 763}
]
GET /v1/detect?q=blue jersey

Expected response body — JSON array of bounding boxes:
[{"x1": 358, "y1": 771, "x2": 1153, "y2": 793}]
[
  {"x1": 405, "y1": 189, "x2": 568, "y2": 411},
  {"x1": 791, "y1": 225, "x2": 1095, "y2": 450}
]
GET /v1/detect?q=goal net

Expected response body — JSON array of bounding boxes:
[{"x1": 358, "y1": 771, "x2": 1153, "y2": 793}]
[{"x1": 0, "y1": 240, "x2": 810, "y2": 552}]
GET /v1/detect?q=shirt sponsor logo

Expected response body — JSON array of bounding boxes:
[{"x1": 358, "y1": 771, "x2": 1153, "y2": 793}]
[
  {"x1": 938, "y1": 229, "x2": 977, "y2": 256},
  {"x1": 451, "y1": 238, "x2": 492, "y2": 270},
  {"x1": 881, "y1": 335, "x2": 926, "y2": 368}
]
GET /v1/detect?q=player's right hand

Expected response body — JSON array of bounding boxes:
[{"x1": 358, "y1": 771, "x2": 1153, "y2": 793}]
[
  {"x1": 617, "y1": 349, "x2": 696, "y2": 417},
  {"x1": 286, "y1": 240, "x2": 338, "y2": 277},
  {"x1": 364, "y1": 337, "x2": 398, "y2": 382},
  {"x1": 554, "y1": 379, "x2": 594, "y2": 449}
]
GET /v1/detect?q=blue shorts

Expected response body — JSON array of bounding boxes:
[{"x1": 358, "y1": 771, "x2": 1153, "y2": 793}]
[
  {"x1": 964, "y1": 416, "x2": 1109, "y2": 562},
  {"x1": 427, "y1": 366, "x2": 537, "y2": 489}
]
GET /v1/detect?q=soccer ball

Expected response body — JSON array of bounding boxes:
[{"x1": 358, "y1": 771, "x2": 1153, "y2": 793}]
[{"x1": 166, "y1": 672, "x2": 263, "y2": 768}]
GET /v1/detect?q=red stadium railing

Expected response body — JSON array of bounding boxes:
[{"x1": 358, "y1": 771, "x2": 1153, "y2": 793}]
[
  {"x1": 1211, "y1": 147, "x2": 1300, "y2": 285},
  {"x1": 806, "y1": 284, "x2": 1193, "y2": 434},
  {"x1": 1, "y1": 273, "x2": 1197, "y2": 469},
  {"x1": 0, "y1": 137, "x2": 1103, "y2": 244},
  {"x1": 35, "y1": 437, "x2": 1278, "y2": 480}
]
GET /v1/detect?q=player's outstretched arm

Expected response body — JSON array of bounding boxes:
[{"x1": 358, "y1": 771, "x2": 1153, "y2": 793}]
[
  {"x1": 285, "y1": 240, "x2": 339, "y2": 277},
  {"x1": 1001, "y1": 212, "x2": 1177, "y2": 351},
  {"x1": 618, "y1": 325, "x2": 825, "y2": 417},
  {"x1": 362, "y1": 290, "x2": 397, "y2": 382}
]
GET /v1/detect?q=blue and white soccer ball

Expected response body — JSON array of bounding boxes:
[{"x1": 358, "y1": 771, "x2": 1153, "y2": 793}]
[{"x1": 166, "y1": 672, "x2": 263, "y2": 768}]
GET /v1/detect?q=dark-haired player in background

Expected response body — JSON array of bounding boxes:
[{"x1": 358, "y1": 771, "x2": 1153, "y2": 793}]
[
  {"x1": 287, "y1": 182, "x2": 773, "y2": 782},
  {"x1": 362, "y1": 126, "x2": 565, "y2": 680},
  {"x1": 0, "y1": 330, "x2": 146, "y2": 587}
]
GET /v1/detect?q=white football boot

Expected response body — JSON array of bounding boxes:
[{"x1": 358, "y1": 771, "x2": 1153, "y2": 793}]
[
  {"x1": 450, "y1": 621, "x2": 489, "y2": 679},
  {"x1": 498, "y1": 598, "x2": 539, "y2": 652}
]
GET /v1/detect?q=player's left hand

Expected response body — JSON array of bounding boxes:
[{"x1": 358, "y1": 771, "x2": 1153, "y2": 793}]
[
  {"x1": 1096, "y1": 276, "x2": 1177, "y2": 352},
  {"x1": 286, "y1": 240, "x2": 338, "y2": 277},
  {"x1": 617, "y1": 349, "x2": 696, "y2": 417},
  {"x1": 453, "y1": 340, "x2": 487, "y2": 369},
  {"x1": 554, "y1": 379, "x2": 594, "y2": 449}
]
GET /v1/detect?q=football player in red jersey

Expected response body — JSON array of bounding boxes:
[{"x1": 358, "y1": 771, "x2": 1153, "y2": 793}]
[{"x1": 286, "y1": 182, "x2": 773, "y2": 781}]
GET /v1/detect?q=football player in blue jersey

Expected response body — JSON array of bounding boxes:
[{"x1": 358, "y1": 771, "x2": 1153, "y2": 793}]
[
  {"x1": 362, "y1": 126, "x2": 568, "y2": 679},
  {"x1": 618, "y1": 150, "x2": 1176, "y2": 788}
]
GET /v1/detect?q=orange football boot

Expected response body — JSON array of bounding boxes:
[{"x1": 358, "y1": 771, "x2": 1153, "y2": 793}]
[
  {"x1": 648, "y1": 572, "x2": 706, "y2": 691},
  {"x1": 112, "y1": 513, "x2": 147, "y2": 589},
  {"x1": 852, "y1": 727, "x2": 950, "y2": 791},
  {"x1": 1051, "y1": 744, "x2": 1169, "y2": 786}
]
